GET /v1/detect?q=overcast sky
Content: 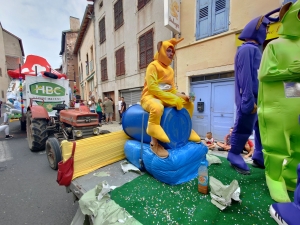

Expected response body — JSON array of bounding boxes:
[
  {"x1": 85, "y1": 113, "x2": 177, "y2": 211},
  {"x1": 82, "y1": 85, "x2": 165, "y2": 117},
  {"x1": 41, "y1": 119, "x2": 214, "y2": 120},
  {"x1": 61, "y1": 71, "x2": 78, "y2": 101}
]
[{"x1": 0, "y1": 0, "x2": 88, "y2": 69}]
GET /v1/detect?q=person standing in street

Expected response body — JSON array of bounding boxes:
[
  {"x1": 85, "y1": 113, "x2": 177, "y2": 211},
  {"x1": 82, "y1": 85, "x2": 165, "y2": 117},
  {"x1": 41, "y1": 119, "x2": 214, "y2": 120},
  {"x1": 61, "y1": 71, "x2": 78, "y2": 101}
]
[
  {"x1": 0, "y1": 113, "x2": 13, "y2": 139},
  {"x1": 96, "y1": 98, "x2": 103, "y2": 125},
  {"x1": 119, "y1": 97, "x2": 126, "y2": 124},
  {"x1": 118, "y1": 97, "x2": 122, "y2": 123},
  {"x1": 88, "y1": 96, "x2": 96, "y2": 113},
  {"x1": 103, "y1": 97, "x2": 113, "y2": 124}
]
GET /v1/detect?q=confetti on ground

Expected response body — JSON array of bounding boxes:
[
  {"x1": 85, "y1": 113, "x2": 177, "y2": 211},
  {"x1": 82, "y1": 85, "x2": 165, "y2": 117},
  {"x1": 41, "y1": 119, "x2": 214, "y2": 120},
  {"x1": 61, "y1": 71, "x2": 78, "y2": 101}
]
[
  {"x1": 93, "y1": 171, "x2": 110, "y2": 177},
  {"x1": 111, "y1": 157, "x2": 294, "y2": 225}
]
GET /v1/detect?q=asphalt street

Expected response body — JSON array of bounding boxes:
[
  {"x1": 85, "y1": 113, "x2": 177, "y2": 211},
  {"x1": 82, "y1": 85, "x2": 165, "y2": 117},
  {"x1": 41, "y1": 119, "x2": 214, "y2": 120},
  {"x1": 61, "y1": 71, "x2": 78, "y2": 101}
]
[{"x1": 0, "y1": 118, "x2": 78, "y2": 225}]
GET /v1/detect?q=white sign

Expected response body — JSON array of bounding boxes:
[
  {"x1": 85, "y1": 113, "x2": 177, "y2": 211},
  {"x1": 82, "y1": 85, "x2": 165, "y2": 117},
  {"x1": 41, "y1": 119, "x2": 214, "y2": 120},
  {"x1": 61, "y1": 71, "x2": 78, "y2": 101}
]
[{"x1": 164, "y1": 0, "x2": 181, "y2": 34}]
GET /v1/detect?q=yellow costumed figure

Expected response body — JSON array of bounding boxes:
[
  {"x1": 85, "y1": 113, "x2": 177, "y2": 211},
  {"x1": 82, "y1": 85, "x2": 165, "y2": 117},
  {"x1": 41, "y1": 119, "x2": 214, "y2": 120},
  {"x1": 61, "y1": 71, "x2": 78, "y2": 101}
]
[{"x1": 141, "y1": 38, "x2": 201, "y2": 158}]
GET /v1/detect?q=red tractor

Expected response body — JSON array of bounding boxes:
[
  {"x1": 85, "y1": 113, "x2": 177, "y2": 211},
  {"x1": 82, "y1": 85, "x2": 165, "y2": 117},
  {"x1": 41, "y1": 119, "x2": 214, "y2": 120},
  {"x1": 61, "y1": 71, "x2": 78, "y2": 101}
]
[{"x1": 43, "y1": 103, "x2": 109, "y2": 170}]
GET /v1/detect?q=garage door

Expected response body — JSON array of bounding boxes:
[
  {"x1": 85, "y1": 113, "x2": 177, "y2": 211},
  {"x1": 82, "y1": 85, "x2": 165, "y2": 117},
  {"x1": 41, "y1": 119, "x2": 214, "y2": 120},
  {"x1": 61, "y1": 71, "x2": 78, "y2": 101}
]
[{"x1": 120, "y1": 90, "x2": 142, "y2": 106}]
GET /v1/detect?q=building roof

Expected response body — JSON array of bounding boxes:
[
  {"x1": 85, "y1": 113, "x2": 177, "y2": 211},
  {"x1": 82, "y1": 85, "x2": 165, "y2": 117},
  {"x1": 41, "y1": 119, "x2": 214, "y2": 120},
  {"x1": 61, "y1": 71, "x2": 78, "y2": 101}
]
[
  {"x1": 73, "y1": 4, "x2": 94, "y2": 55},
  {"x1": 2, "y1": 28, "x2": 25, "y2": 57}
]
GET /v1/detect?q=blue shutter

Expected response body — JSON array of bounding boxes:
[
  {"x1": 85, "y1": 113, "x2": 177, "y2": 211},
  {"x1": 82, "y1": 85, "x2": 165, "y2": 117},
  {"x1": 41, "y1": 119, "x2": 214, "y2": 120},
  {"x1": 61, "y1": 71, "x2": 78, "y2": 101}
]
[
  {"x1": 196, "y1": 0, "x2": 212, "y2": 40},
  {"x1": 283, "y1": 0, "x2": 296, "y2": 4},
  {"x1": 212, "y1": 0, "x2": 229, "y2": 35}
]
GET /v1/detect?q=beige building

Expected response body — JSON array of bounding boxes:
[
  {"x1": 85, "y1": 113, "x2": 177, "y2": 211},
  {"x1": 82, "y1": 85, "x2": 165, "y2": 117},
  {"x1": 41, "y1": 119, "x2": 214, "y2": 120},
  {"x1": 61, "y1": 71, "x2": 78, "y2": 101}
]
[
  {"x1": 59, "y1": 16, "x2": 80, "y2": 100},
  {"x1": 73, "y1": 4, "x2": 96, "y2": 102},
  {"x1": 176, "y1": 0, "x2": 291, "y2": 140},
  {"x1": 89, "y1": 0, "x2": 173, "y2": 119},
  {"x1": 0, "y1": 23, "x2": 7, "y2": 100},
  {"x1": 0, "y1": 22, "x2": 24, "y2": 101}
]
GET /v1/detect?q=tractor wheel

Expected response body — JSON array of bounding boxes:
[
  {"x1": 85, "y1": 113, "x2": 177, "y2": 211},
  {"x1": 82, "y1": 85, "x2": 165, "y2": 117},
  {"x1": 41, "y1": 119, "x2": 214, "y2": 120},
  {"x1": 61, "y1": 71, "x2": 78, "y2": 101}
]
[
  {"x1": 26, "y1": 111, "x2": 48, "y2": 152},
  {"x1": 46, "y1": 137, "x2": 61, "y2": 170},
  {"x1": 20, "y1": 119, "x2": 26, "y2": 131}
]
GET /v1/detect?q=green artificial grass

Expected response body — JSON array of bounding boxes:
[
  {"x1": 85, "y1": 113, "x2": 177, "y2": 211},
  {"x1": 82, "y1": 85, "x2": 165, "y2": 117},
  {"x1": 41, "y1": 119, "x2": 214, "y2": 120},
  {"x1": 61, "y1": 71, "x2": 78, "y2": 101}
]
[{"x1": 111, "y1": 157, "x2": 294, "y2": 225}]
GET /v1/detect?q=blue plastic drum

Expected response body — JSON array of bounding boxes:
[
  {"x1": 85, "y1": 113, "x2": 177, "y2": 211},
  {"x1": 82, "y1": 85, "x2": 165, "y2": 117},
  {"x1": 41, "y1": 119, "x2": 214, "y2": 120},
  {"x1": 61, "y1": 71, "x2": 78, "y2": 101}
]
[{"x1": 122, "y1": 104, "x2": 192, "y2": 149}]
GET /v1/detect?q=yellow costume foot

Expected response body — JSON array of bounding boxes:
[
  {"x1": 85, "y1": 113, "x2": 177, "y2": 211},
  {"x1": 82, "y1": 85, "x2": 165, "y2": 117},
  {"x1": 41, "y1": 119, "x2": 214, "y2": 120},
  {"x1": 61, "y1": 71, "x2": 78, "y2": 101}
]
[
  {"x1": 150, "y1": 142, "x2": 169, "y2": 158},
  {"x1": 188, "y1": 129, "x2": 201, "y2": 142},
  {"x1": 146, "y1": 122, "x2": 170, "y2": 143},
  {"x1": 266, "y1": 175, "x2": 291, "y2": 203}
]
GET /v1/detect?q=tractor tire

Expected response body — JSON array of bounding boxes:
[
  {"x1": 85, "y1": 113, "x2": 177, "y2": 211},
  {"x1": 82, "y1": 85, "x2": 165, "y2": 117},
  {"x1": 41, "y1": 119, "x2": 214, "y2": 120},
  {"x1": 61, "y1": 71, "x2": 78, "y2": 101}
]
[
  {"x1": 20, "y1": 119, "x2": 26, "y2": 131},
  {"x1": 46, "y1": 137, "x2": 61, "y2": 170},
  {"x1": 26, "y1": 111, "x2": 48, "y2": 152}
]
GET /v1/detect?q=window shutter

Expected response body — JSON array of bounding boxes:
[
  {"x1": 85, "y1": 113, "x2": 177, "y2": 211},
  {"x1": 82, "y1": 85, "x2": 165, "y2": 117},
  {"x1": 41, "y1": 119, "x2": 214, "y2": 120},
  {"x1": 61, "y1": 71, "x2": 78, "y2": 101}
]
[
  {"x1": 212, "y1": 0, "x2": 229, "y2": 35},
  {"x1": 139, "y1": 35, "x2": 146, "y2": 68},
  {"x1": 283, "y1": 0, "x2": 296, "y2": 4},
  {"x1": 121, "y1": 47, "x2": 125, "y2": 75},
  {"x1": 116, "y1": 51, "x2": 119, "y2": 76},
  {"x1": 196, "y1": 0, "x2": 212, "y2": 40},
  {"x1": 146, "y1": 31, "x2": 153, "y2": 66},
  {"x1": 138, "y1": 0, "x2": 143, "y2": 9}
]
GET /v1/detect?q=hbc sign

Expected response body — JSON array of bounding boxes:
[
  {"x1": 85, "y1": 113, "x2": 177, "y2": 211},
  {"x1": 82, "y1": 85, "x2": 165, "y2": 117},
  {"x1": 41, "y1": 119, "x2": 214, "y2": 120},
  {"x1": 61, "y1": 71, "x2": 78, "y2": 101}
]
[{"x1": 29, "y1": 82, "x2": 65, "y2": 97}]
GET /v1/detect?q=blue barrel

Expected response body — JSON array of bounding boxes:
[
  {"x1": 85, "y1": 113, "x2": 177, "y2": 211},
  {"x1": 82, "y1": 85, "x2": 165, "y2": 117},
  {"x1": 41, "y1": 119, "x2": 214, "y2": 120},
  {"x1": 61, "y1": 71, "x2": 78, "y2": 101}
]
[{"x1": 122, "y1": 104, "x2": 191, "y2": 149}]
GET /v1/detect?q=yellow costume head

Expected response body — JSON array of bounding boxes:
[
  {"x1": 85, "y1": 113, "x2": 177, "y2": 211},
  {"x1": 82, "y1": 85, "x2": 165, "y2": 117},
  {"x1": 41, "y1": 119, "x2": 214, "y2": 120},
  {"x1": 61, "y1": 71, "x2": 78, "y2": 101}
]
[{"x1": 156, "y1": 38, "x2": 184, "y2": 66}]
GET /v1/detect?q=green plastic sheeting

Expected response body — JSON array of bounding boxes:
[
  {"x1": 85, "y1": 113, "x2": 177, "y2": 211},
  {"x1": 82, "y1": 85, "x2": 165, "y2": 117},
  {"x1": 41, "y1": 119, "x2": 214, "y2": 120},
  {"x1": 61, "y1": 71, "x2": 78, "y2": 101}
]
[
  {"x1": 111, "y1": 157, "x2": 293, "y2": 225},
  {"x1": 77, "y1": 182, "x2": 141, "y2": 225}
]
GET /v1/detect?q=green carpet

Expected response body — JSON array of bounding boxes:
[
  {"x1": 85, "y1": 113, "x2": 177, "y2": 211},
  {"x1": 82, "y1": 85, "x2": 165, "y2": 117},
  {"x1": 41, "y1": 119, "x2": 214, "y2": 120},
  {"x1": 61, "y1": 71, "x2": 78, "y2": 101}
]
[{"x1": 111, "y1": 157, "x2": 294, "y2": 225}]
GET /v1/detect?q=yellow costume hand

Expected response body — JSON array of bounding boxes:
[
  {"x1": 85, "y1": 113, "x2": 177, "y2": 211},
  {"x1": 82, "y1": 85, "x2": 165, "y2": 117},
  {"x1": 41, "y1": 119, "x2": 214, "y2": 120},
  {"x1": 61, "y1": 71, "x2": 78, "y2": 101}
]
[{"x1": 176, "y1": 98, "x2": 183, "y2": 110}]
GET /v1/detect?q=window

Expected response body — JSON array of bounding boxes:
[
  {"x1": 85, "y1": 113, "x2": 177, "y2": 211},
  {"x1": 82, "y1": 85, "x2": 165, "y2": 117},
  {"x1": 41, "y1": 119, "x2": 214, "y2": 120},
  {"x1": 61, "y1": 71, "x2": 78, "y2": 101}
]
[
  {"x1": 114, "y1": 0, "x2": 124, "y2": 30},
  {"x1": 90, "y1": 46, "x2": 94, "y2": 60},
  {"x1": 139, "y1": 29, "x2": 153, "y2": 69},
  {"x1": 1, "y1": 90, "x2": 4, "y2": 98},
  {"x1": 196, "y1": 0, "x2": 230, "y2": 40},
  {"x1": 78, "y1": 66, "x2": 81, "y2": 81},
  {"x1": 138, "y1": 0, "x2": 151, "y2": 10},
  {"x1": 80, "y1": 64, "x2": 83, "y2": 81},
  {"x1": 101, "y1": 58, "x2": 108, "y2": 81},
  {"x1": 90, "y1": 46, "x2": 94, "y2": 72},
  {"x1": 86, "y1": 54, "x2": 89, "y2": 75},
  {"x1": 99, "y1": 17, "x2": 106, "y2": 44},
  {"x1": 0, "y1": 68, "x2": 2, "y2": 77},
  {"x1": 89, "y1": 80, "x2": 94, "y2": 92},
  {"x1": 78, "y1": 50, "x2": 81, "y2": 61},
  {"x1": 99, "y1": 0, "x2": 103, "y2": 8},
  {"x1": 115, "y1": 47, "x2": 125, "y2": 76}
]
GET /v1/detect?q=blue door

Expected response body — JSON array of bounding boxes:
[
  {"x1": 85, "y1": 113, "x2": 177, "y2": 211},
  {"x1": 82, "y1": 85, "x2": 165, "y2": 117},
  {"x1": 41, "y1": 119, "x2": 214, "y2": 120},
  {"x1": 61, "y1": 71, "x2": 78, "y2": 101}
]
[
  {"x1": 210, "y1": 82, "x2": 234, "y2": 140},
  {"x1": 191, "y1": 83, "x2": 211, "y2": 139},
  {"x1": 191, "y1": 81, "x2": 234, "y2": 141}
]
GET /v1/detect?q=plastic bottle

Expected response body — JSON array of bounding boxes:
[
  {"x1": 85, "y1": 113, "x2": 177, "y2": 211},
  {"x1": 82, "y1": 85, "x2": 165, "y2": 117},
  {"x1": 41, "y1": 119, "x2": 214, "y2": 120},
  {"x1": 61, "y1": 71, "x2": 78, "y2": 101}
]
[{"x1": 198, "y1": 164, "x2": 208, "y2": 194}]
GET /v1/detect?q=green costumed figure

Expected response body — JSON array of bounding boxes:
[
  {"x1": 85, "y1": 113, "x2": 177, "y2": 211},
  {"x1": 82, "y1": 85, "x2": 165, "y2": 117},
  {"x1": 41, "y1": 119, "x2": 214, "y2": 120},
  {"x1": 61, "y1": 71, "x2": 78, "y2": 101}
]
[{"x1": 258, "y1": 1, "x2": 300, "y2": 203}]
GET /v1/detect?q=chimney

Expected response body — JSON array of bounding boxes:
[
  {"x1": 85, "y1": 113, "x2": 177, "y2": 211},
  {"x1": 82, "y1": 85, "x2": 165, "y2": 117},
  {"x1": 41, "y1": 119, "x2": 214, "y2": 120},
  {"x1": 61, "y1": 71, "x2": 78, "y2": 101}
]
[{"x1": 70, "y1": 17, "x2": 80, "y2": 31}]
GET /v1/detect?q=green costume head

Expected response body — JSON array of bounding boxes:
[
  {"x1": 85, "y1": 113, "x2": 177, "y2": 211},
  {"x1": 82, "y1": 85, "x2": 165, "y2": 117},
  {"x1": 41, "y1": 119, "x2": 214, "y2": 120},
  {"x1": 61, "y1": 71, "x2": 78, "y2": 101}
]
[{"x1": 278, "y1": 1, "x2": 300, "y2": 37}]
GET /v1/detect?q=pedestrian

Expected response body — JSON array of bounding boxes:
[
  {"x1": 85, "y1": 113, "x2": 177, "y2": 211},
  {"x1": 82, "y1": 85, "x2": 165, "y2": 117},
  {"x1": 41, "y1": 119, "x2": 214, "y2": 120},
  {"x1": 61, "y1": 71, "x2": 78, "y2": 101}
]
[
  {"x1": 0, "y1": 113, "x2": 13, "y2": 139},
  {"x1": 96, "y1": 98, "x2": 103, "y2": 125},
  {"x1": 118, "y1": 97, "x2": 122, "y2": 122},
  {"x1": 88, "y1": 96, "x2": 96, "y2": 113},
  {"x1": 102, "y1": 97, "x2": 113, "y2": 124},
  {"x1": 88, "y1": 91, "x2": 94, "y2": 100},
  {"x1": 119, "y1": 97, "x2": 126, "y2": 124},
  {"x1": 108, "y1": 97, "x2": 115, "y2": 115}
]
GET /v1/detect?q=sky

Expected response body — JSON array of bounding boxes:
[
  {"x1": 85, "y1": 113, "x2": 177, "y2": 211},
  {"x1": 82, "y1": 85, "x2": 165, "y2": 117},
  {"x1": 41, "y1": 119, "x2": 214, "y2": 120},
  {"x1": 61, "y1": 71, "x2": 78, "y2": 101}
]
[{"x1": 0, "y1": 0, "x2": 88, "y2": 69}]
